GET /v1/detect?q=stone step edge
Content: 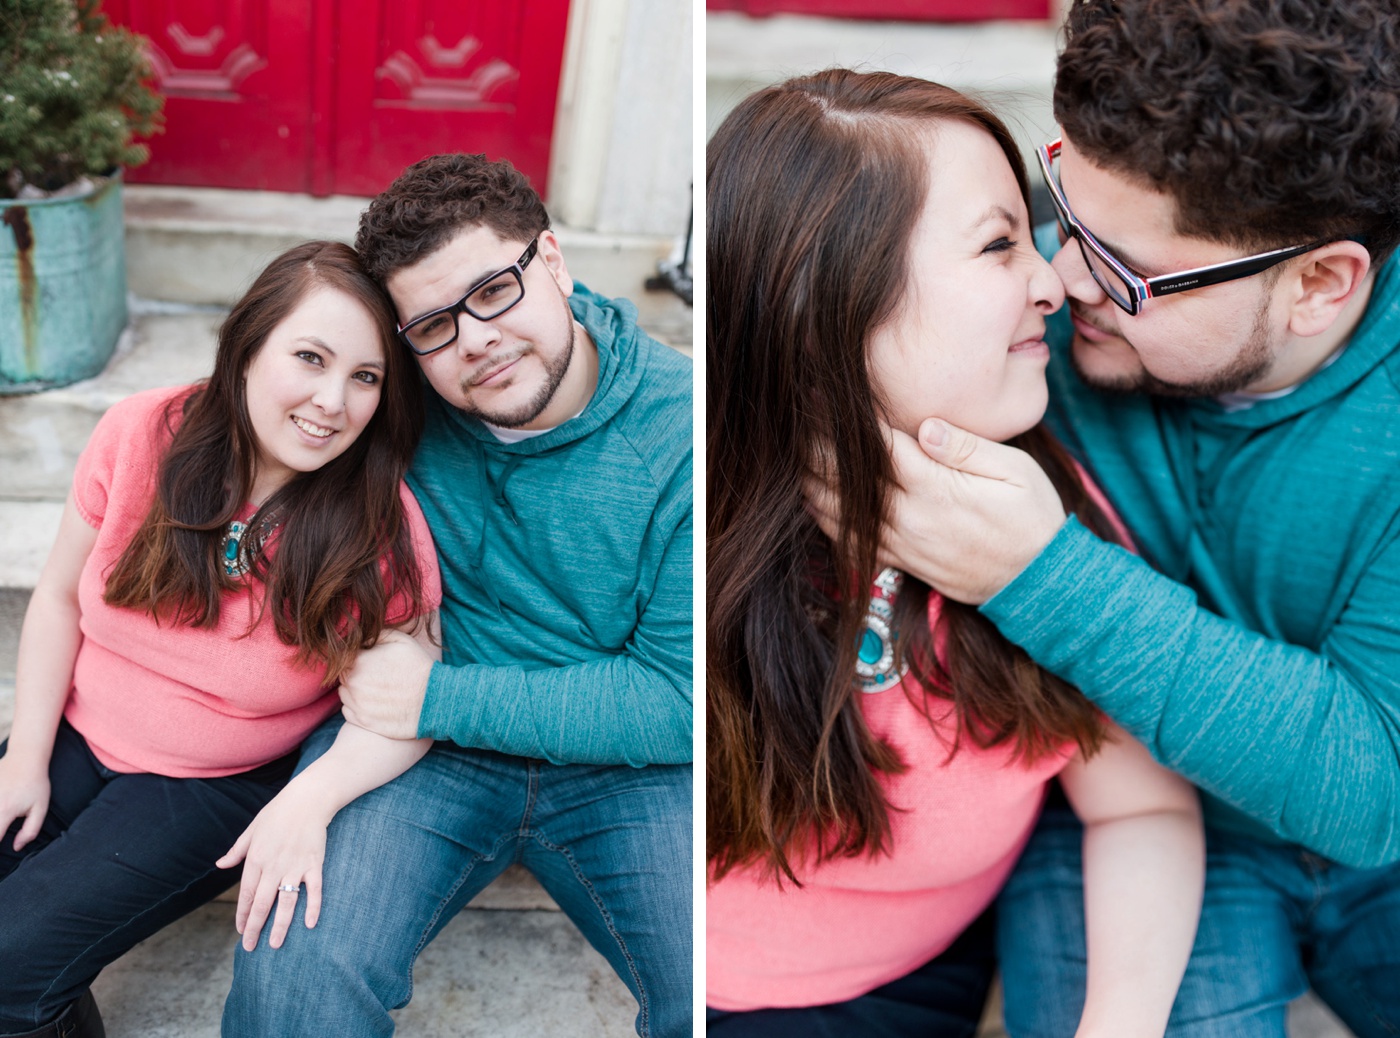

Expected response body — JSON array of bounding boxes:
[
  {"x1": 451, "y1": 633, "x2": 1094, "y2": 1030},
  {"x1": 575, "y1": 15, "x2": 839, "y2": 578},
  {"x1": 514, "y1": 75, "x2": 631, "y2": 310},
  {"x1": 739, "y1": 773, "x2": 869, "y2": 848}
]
[
  {"x1": 1, "y1": 500, "x2": 63, "y2": 589},
  {"x1": 126, "y1": 185, "x2": 675, "y2": 252},
  {"x1": 124, "y1": 186, "x2": 679, "y2": 306}
]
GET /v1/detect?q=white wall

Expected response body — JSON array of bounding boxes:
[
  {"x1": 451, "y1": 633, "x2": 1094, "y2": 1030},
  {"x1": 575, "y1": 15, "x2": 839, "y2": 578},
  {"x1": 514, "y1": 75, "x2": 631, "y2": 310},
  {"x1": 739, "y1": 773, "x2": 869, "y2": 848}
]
[
  {"x1": 705, "y1": 10, "x2": 1063, "y2": 174},
  {"x1": 548, "y1": 0, "x2": 693, "y2": 238}
]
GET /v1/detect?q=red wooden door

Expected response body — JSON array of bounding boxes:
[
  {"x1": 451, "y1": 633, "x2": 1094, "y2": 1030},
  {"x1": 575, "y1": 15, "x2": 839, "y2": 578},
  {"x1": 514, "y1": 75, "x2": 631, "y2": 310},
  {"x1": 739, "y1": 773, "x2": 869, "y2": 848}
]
[
  {"x1": 102, "y1": 0, "x2": 571, "y2": 196},
  {"x1": 327, "y1": 0, "x2": 571, "y2": 197},
  {"x1": 101, "y1": 0, "x2": 316, "y2": 191}
]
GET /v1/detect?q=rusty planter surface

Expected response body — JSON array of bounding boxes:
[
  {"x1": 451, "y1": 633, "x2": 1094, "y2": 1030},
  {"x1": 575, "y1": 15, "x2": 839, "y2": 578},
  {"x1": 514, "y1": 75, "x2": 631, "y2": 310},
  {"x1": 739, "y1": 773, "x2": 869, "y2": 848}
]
[{"x1": 0, "y1": 174, "x2": 128, "y2": 393}]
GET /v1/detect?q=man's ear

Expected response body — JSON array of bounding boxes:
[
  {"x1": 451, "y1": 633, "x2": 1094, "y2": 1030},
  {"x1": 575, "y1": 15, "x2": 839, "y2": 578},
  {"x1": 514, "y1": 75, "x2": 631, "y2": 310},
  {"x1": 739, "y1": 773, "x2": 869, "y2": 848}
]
[
  {"x1": 1287, "y1": 240, "x2": 1372, "y2": 337},
  {"x1": 537, "y1": 229, "x2": 574, "y2": 297}
]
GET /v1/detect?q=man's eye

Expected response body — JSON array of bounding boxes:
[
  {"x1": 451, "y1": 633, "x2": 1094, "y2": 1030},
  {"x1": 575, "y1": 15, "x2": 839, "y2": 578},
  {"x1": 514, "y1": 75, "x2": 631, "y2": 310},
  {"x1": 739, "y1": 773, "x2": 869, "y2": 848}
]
[{"x1": 473, "y1": 278, "x2": 514, "y2": 303}]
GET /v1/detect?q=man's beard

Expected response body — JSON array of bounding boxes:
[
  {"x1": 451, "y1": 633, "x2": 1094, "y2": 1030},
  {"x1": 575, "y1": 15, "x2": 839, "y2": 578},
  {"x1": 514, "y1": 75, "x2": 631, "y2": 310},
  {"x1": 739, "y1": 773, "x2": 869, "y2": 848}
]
[
  {"x1": 458, "y1": 308, "x2": 576, "y2": 428},
  {"x1": 1070, "y1": 295, "x2": 1275, "y2": 398}
]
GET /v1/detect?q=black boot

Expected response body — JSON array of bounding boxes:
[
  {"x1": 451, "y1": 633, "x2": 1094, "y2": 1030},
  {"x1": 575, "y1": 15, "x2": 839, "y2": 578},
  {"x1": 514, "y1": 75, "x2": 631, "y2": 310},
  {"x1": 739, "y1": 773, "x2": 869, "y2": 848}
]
[{"x1": 1, "y1": 991, "x2": 105, "y2": 1038}]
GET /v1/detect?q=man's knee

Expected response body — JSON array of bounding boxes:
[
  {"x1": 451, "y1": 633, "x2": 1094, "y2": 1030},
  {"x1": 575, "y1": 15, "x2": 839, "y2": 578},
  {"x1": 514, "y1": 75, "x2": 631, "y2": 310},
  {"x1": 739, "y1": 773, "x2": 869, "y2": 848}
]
[{"x1": 223, "y1": 922, "x2": 404, "y2": 1038}]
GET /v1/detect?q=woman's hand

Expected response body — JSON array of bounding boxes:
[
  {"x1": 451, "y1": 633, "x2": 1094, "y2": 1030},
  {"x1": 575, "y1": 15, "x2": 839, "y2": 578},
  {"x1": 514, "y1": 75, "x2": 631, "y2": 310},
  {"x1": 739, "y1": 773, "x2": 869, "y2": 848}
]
[
  {"x1": 0, "y1": 754, "x2": 51, "y2": 852},
  {"x1": 216, "y1": 784, "x2": 336, "y2": 951},
  {"x1": 215, "y1": 705, "x2": 434, "y2": 953}
]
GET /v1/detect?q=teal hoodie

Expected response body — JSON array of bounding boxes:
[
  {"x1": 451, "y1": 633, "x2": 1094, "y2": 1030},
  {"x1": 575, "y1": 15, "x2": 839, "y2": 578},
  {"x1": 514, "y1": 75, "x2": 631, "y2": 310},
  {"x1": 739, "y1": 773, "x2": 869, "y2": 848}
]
[
  {"x1": 985, "y1": 233, "x2": 1400, "y2": 868},
  {"x1": 406, "y1": 284, "x2": 693, "y2": 767}
]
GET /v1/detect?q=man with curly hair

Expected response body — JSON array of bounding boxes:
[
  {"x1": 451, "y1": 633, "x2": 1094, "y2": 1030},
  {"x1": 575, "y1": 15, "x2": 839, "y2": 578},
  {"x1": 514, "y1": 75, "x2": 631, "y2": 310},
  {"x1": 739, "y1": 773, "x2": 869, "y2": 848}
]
[
  {"x1": 221, "y1": 154, "x2": 693, "y2": 1038},
  {"x1": 847, "y1": 0, "x2": 1400, "y2": 1033}
]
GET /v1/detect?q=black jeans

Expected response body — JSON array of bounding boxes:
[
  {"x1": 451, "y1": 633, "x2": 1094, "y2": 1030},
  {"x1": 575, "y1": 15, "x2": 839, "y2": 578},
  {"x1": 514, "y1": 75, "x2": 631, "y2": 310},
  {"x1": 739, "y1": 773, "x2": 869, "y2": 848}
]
[
  {"x1": 705, "y1": 905, "x2": 996, "y2": 1037},
  {"x1": 0, "y1": 719, "x2": 294, "y2": 1033}
]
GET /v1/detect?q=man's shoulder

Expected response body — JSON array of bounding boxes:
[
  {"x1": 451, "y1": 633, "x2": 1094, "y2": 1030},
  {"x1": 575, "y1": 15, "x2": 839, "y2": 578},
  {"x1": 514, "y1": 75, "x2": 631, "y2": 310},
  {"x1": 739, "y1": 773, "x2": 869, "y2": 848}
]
[
  {"x1": 571, "y1": 284, "x2": 691, "y2": 455},
  {"x1": 629, "y1": 334, "x2": 692, "y2": 412},
  {"x1": 613, "y1": 332, "x2": 691, "y2": 445}
]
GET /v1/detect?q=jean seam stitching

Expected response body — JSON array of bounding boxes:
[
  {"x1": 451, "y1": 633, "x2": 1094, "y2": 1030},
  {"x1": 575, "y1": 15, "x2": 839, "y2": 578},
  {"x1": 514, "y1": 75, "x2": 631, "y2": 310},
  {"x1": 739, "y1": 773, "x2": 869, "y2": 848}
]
[
  {"x1": 518, "y1": 762, "x2": 539, "y2": 834},
  {"x1": 407, "y1": 830, "x2": 520, "y2": 968},
  {"x1": 528, "y1": 829, "x2": 650, "y2": 1037},
  {"x1": 35, "y1": 863, "x2": 226, "y2": 1021}
]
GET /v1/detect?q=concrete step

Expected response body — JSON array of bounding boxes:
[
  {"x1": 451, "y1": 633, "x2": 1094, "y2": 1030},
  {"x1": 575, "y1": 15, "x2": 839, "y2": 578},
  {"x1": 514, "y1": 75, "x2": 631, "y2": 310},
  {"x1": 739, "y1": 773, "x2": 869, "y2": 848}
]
[
  {"x1": 90, "y1": 900, "x2": 639, "y2": 1038},
  {"x1": 0, "y1": 309, "x2": 223, "y2": 500},
  {"x1": 124, "y1": 185, "x2": 693, "y2": 348},
  {"x1": 0, "y1": 307, "x2": 224, "y2": 588}
]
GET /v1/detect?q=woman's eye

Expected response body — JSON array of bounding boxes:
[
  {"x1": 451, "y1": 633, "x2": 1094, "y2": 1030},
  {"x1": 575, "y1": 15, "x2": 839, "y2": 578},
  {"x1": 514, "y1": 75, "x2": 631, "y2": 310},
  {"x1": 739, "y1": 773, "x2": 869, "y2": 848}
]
[
  {"x1": 983, "y1": 237, "x2": 1017, "y2": 254},
  {"x1": 353, "y1": 371, "x2": 380, "y2": 385},
  {"x1": 296, "y1": 350, "x2": 323, "y2": 365}
]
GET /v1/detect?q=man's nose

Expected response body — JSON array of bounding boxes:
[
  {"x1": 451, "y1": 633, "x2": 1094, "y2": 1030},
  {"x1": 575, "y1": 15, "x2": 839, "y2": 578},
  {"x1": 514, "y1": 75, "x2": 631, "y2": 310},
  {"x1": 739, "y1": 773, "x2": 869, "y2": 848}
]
[
  {"x1": 454, "y1": 312, "x2": 503, "y2": 357},
  {"x1": 1051, "y1": 237, "x2": 1109, "y2": 306}
]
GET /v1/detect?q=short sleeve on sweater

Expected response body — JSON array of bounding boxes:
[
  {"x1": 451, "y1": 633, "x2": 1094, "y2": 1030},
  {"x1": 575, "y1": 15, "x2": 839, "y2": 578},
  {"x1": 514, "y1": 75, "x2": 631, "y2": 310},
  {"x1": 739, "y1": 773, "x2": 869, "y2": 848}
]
[
  {"x1": 386, "y1": 482, "x2": 443, "y2": 626},
  {"x1": 72, "y1": 389, "x2": 184, "y2": 530}
]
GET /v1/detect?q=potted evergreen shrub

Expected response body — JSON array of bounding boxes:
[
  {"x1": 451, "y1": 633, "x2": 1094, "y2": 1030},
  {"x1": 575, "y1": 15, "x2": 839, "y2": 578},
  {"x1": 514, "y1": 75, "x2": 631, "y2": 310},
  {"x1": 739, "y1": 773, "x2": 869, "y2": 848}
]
[{"x1": 0, "y1": 0, "x2": 162, "y2": 392}]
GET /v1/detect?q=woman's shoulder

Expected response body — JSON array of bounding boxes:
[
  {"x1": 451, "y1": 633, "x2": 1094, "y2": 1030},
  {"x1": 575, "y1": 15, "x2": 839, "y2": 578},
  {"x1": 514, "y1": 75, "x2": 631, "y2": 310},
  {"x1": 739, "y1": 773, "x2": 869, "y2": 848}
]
[
  {"x1": 1069, "y1": 457, "x2": 1136, "y2": 552},
  {"x1": 78, "y1": 385, "x2": 200, "y2": 493},
  {"x1": 396, "y1": 480, "x2": 434, "y2": 539},
  {"x1": 392, "y1": 479, "x2": 443, "y2": 609},
  {"x1": 95, "y1": 384, "x2": 201, "y2": 445}
]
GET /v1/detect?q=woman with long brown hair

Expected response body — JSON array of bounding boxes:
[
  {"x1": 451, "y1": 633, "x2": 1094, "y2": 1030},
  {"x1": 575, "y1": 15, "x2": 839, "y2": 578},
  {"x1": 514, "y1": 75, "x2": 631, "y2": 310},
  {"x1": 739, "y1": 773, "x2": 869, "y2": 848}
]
[
  {"x1": 707, "y1": 70, "x2": 1204, "y2": 1036},
  {"x1": 0, "y1": 241, "x2": 440, "y2": 1038}
]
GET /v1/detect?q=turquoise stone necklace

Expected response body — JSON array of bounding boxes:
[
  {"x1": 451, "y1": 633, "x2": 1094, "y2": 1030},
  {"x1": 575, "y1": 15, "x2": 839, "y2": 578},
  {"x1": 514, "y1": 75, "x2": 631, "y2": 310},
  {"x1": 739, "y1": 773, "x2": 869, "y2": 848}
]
[
  {"x1": 855, "y1": 568, "x2": 907, "y2": 693},
  {"x1": 223, "y1": 520, "x2": 250, "y2": 577},
  {"x1": 223, "y1": 515, "x2": 277, "y2": 578}
]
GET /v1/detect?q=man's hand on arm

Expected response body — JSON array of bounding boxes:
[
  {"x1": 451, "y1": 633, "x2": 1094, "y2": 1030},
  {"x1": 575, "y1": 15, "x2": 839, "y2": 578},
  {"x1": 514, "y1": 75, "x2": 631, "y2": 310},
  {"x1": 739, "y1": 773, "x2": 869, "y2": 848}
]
[
  {"x1": 806, "y1": 419, "x2": 1067, "y2": 604},
  {"x1": 339, "y1": 630, "x2": 434, "y2": 739}
]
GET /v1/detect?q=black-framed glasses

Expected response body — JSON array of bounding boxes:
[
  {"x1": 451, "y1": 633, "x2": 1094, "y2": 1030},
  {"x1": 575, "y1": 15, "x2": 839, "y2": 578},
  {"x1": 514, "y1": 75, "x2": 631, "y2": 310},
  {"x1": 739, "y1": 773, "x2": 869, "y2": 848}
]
[
  {"x1": 1036, "y1": 138, "x2": 1333, "y2": 316},
  {"x1": 397, "y1": 238, "x2": 539, "y2": 355}
]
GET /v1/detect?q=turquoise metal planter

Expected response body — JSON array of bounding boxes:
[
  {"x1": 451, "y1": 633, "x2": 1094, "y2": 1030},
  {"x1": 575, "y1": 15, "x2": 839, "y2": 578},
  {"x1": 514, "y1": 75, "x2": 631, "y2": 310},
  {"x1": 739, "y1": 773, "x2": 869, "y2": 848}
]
[{"x1": 0, "y1": 173, "x2": 128, "y2": 393}]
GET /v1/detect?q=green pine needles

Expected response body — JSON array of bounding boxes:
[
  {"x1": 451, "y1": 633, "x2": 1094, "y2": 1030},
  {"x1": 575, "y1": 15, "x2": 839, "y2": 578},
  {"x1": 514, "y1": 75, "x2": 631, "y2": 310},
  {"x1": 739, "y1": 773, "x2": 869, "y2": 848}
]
[{"x1": 0, "y1": 0, "x2": 163, "y2": 198}]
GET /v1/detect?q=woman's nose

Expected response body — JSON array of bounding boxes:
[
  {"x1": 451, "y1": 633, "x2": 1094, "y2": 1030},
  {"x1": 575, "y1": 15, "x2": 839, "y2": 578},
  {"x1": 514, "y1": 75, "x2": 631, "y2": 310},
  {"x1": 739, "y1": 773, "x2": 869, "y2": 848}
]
[
  {"x1": 1032, "y1": 249, "x2": 1067, "y2": 314},
  {"x1": 312, "y1": 379, "x2": 346, "y2": 415}
]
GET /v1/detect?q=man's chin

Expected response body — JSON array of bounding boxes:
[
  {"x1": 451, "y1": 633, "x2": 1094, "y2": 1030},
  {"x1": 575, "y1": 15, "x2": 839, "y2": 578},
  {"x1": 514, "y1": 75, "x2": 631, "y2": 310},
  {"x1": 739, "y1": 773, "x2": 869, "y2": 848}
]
[
  {"x1": 456, "y1": 384, "x2": 554, "y2": 428},
  {"x1": 1069, "y1": 334, "x2": 1152, "y2": 396},
  {"x1": 1069, "y1": 333, "x2": 1273, "y2": 399}
]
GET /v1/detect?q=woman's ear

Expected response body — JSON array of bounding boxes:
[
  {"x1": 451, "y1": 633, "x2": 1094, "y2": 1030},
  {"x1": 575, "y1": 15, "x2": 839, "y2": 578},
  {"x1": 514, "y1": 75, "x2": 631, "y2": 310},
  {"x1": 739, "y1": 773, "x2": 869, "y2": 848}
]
[{"x1": 1286, "y1": 240, "x2": 1372, "y2": 338}]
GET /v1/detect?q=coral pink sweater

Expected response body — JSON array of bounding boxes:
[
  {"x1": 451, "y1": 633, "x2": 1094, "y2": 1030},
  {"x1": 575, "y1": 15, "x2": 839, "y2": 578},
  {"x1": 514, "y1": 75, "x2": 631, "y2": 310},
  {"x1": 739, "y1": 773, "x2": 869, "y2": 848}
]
[
  {"x1": 63, "y1": 385, "x2": 441, "y2": 778},
  {"x1": 708, "y1": 476, "x2": 1129, "y2": 1012},
  {"x1": 706, "y1": 598, "x2": 1075, "y2": 1010}
]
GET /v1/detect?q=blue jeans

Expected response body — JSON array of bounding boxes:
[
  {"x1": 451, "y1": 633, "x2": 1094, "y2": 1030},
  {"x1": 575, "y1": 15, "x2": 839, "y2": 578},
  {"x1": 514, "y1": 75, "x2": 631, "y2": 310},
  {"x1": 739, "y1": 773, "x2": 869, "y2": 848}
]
[
  {"x1": 998, "y1": 797, "x2": 1400, "y2": 1038},
  {"x1": 0, "y1": 719, "x2": 293, "y2": 1032},
  {"x1": 222, "y1": 715, "x2": 692, "y2": 1038}
]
